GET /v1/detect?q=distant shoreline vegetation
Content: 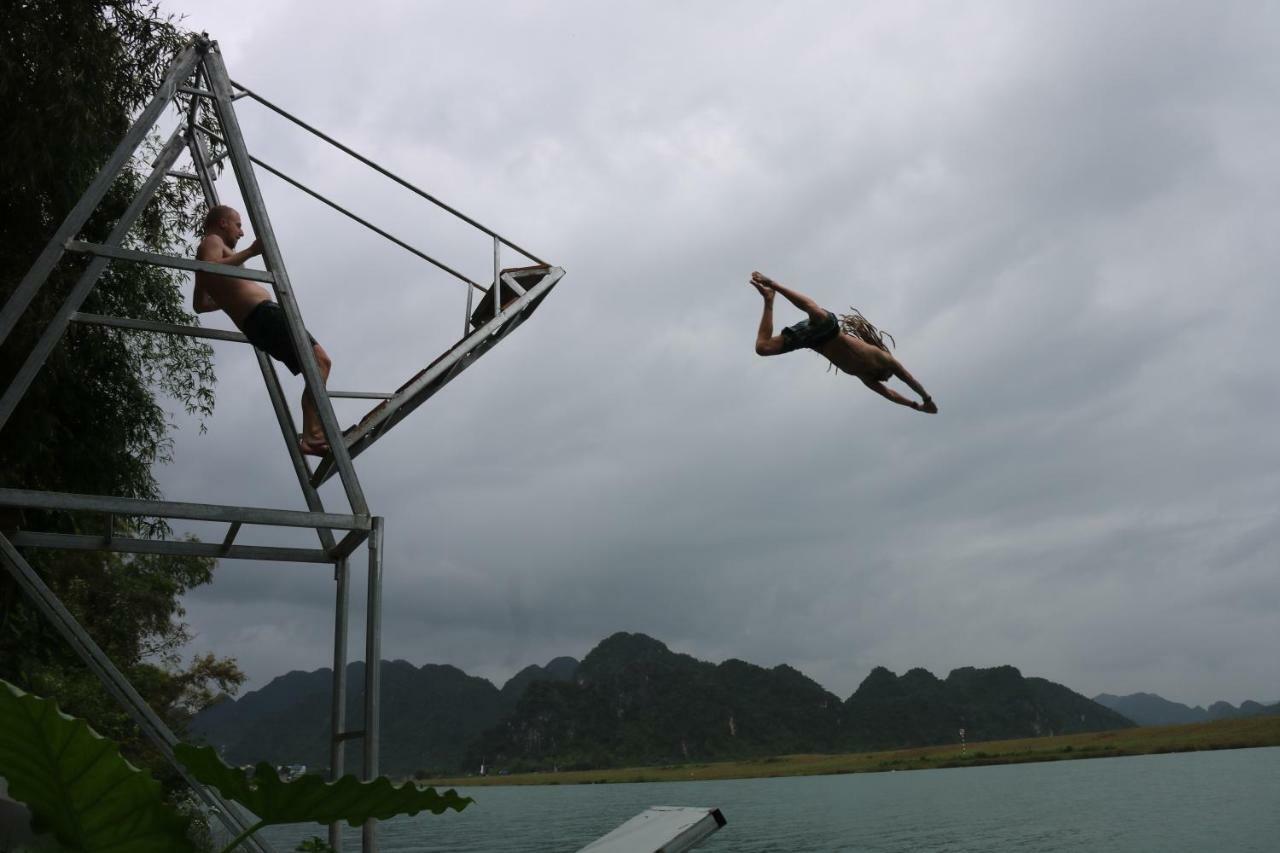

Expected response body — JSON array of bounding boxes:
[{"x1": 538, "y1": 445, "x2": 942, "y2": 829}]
[{"x1": 426, "y1": 716, "x2": 1280, "y2": 787}]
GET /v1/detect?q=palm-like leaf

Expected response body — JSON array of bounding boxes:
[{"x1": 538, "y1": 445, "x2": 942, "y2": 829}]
[
  {"x1": 0, "y1": 680, "x2": 195, "y2": 853},
  {"x1": 175, "y1": 744, "x2": 471, "y2": 827}
]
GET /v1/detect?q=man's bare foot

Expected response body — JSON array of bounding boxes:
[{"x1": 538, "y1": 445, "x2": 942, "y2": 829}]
[
  {"x1": 920, "y1": 399, "x2": 938, "y2": 414},
  {"x1": 299, "y1": 435, "x2": 330, "y2": 457}
]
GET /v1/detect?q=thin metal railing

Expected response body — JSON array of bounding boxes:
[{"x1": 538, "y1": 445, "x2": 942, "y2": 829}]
[
  {"x1": 230, "y1": 80, "x2": 547, "y2": 266},
  {"x1": 249, "y1": 153, "x2": 484, "y2": 291},
  {"x1": 200, "y1": 123, "x2": 476, "y2": 286}
]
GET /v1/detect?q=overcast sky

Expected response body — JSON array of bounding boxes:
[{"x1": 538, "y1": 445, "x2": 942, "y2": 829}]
[{"x1": 147, "y1": 1, "x2": 1280, "y2": 708}]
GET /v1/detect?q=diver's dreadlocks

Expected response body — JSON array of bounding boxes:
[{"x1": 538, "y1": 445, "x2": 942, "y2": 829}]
[{"x1": 839, "y1": 309, "x2": 895, "y2": 353}]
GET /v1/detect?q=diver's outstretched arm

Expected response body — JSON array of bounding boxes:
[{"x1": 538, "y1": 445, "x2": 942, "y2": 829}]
[
  {"x1": 892, "y1": 362, "x2": 936, "y2": 412},
  {"x1": 862, "y1": 378, "x2": 937, "y2": 413}
]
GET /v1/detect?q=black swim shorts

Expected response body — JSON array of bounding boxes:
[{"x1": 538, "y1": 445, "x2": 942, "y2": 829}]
[
  {"x1": 780, "y1": 310, "x2": 840, "y2": 353},
  {"x1": 241, "y1": 301, "x2": 318, "y2": 375}
]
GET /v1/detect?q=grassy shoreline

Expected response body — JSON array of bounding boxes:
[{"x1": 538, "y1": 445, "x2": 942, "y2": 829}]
[{"x1": 425, "y1": 715, "x2": 1280, "y2": 787}]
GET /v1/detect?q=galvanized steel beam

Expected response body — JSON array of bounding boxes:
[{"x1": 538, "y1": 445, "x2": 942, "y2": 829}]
[
  {"x1": 361, "y1": 516, "x2": 385, "y2": 853},
  {"x1": 69, "y1": 312, "x2": 250, "y2": 343},
  {"x1": 10, "y1": 531, "x2": 334, "y2": 564},
  {"x1": 253, "y1": 349, "x2": 340, "y2": 552},
  {"x1": 328, "y1": 391, "x2": 396, "y2": 399},
  {"x1": 500, "y1": 270, "x2": 528, "y2": 295},
  {"x1": 64, "y1": 240, "x2": 276, "y2": 283},
  {"x1": 329, "y1": 529, "x2": 372, "y2": 561},
  {"x1": 187, "y1": 104, "x2": 222, "y2": 207},
  {"x1": 0, "y1": 488, "x2": 370, "y2": 530},
  {"x1": 329, "y1": 556, "x2": 351, "y2": 852},
  {"x1": 221, "y1": 521, "x2": 242, "y2": 551}
]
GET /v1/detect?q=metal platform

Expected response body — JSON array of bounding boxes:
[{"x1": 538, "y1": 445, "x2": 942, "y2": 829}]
[
  {"x1": 312, "y1": 264, "x2": 563, "y2": 486},
  {"x1": 577, "y1": 806, "x2": 727, "y2": 853}
]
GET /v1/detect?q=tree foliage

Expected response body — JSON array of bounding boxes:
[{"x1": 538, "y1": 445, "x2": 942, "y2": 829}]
[
  {"x1": 1, "y1": 0, "x2": 216, "y2": 500},
  {"x1": 0, "y1": 0, "x2": 239, "y2": 779}
]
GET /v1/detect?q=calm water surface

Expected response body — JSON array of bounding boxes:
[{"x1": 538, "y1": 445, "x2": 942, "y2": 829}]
[{"x1": 258, "y1": 747, "x2": 1280, "y2": 852}]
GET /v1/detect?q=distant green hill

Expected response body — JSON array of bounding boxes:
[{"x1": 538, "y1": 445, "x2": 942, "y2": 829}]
[
  {"x1": 469, "y1": 633, "x2": 846, "y2": 772},
  {"x1": 470, "y1": 633, "x2": 1133, "y2": 772},
  {"x1": 499, "y1": 656, "x2": 580, "y2": 710},
  {"x1": 190, "y1": 658, "x2": 577, "y2": 777},
  {"x1": 192, "y1": 632, "x2": 1135, "y2": 775},
  {"x1": 1092, "y1": 691, "x2": 1280, "y2": 726},
  {"x1": 845, "y1": 665, "x2": 1133, "y2": 750}
]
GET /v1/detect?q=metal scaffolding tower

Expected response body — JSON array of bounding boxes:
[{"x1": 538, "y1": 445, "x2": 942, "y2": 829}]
[{"x1": 0, "y1": 35, "x2": 563, "y2": 853}]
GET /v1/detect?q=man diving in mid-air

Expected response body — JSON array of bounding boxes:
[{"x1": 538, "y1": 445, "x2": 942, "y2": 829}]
[{"x1": 750, "y1": 271, "x2": 937, "y2": 413}]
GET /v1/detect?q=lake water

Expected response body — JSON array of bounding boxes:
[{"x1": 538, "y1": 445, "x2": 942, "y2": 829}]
[{"x1": 256, "y1": 747, "x2": 1280, "y2": 852}]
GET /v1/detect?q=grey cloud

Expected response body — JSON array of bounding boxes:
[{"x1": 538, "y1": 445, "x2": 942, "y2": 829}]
[{"x1": 144, "y1": 1, "x2": 1280, "y2": 708}]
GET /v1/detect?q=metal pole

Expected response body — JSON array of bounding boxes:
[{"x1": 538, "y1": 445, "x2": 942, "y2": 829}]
[
  {"x1": 187, "y1": 82, "x2": 222, "y2": 207},
  {"x1": 0, "y1": 42, "x2": 202, "y2": 347},
  {"x1": 203, "y1": 46, "x2": 369, "y2": 517},
  {"x1": 493, "y1": 237, "x2": 501, "y2": 320},
  {"x1": 0, "y1": 128, "x2": 189, "y2": 433},
  {"x1": 329, "y1": 557, "x2": 351, "y2": 853},
  {"x1": 464, "y1": 280, "x2": 474, "y2": 337},
  {"x1": 327, "y1": 391, "x2": 395, "y2": 400},
  {"x1": 0, "y1": 534, "x2": 273, "y2": 852},
  {"x1": 361, "y1": 517, "x2": 384, "y2": 853},
  {"x1": 255, "y1": 351, "x2": 339, "y2": 551},
  {"x1": 184, "y1": 63, "x2": 206, "y2": 147}
]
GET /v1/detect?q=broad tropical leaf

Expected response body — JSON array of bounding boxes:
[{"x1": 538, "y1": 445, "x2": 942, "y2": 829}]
[
  {"x1": 175, "y1": 744, "x2": 472, "y2": 827},
  {"x1": 0, "y1": 680, "x2": 195, "y2": 853}
]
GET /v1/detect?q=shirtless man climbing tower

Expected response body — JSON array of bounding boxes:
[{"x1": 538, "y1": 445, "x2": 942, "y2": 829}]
[
  {"x1": 751, "y1": 271, "x2": 937, "y2": 413},
  {"x1": 194, "y1": 205, "x2": 333, "y2": 455}
]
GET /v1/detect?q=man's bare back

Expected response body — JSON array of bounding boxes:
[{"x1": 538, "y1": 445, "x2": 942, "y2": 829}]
[
  {"x1": 750, "y1": 271, "x2": 937, "y2": 414},
  {"x1": 816, "y1": 331, "x2": 898, "y2": 383}
]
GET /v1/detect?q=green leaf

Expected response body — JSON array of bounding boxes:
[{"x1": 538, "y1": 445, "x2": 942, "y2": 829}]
[
  {"x1": 175, "y1": 744, "x2": 472, "y2": 827},
  {"x1": 0, "y1": 679, "x2": 195, "y2": 853}
]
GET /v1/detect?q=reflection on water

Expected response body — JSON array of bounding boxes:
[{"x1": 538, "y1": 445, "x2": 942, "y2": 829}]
[{"x1": 257, "y1": 746, "x2": 1280, "y2": 852}]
